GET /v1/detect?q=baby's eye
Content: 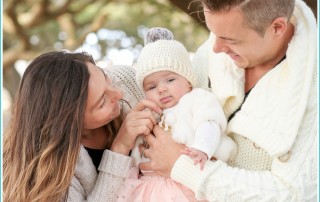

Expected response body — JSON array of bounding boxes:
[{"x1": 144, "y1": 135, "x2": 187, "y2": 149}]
[
  {"x1": 149, "y1": 86, "x2": 156, "y2": 90},
  {"x1": 147, "y1": 85, "x2": 156, "y2": 91},
  {"x1": 167, "y1": 78, "x2": 175, "y2": 83}
]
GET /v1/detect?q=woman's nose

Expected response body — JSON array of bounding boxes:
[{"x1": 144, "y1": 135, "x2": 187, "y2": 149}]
[{"x1": 110, "y1": 86, "x2": 123, "y2": 101}]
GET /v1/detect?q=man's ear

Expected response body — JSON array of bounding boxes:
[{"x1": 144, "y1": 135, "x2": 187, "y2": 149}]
[{"x1": 270, "y1": 17, "x2": 288, "y2": 36}]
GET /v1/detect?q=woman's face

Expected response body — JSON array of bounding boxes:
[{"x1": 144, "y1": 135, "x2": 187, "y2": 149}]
[{"x1": 83, "y1": 63, "x2": 123, "y2": 129}]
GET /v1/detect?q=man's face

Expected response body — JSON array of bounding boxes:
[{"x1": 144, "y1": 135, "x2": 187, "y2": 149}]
[{"x1": 204, "y1": 7, "x2": 276, "y2": 68}]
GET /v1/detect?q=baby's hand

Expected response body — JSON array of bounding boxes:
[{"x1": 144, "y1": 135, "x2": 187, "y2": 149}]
[{"x1": 181, "y1": 147, "x2": 208, "y2": 170}]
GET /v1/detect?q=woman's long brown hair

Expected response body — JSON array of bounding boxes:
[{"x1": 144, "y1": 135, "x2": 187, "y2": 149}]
[{"x1": 3, "y1": 51, "x2": 98, "y2": 201}]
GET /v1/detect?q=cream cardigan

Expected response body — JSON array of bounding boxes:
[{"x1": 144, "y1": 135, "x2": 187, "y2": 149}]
[
  {"x1": 172, "y1": 0, "x2": 317, "y2": 201},
  {"x1": 68, "y1": 148, "x2": 133, "y2": 201},
  {"x1": 67, "y1": 65, "x2": 144, "y2": 201}
]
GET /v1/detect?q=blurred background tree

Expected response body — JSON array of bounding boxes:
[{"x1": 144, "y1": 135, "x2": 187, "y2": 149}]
[
  {"x1": 3, "y1": 0, "x2": 210, "y2": 101},
  {"x1": 2, "y1": 0, "x2": 317, "y2": 121}
]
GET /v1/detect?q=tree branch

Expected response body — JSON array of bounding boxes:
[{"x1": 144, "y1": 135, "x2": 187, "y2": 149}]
[
  {"x1": 3, "y1": 47, "x2": 40, "y2": 71},
  {"x1": 78, "y1": 12, "x2": 109, "y2": 45}
]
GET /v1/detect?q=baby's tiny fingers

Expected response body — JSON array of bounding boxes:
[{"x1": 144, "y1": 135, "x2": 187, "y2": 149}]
[
  {"x1": 200, "y1": 162, "x2": 205, "y2": 170},
  {"x1": 180, "y1": 150, "x2": 191, "y2": 155}
]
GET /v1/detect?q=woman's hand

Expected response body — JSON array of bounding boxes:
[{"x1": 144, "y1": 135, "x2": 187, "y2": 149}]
[
  {"x1": 139, "y1": 125, "x2": 185, "y2": 177},
  {"x1": 110, "y1": 99, "x2": 162, "y2": 155}
]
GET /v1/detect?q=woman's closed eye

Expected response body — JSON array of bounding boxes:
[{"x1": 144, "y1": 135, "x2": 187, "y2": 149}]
[{"x1": 100, "y1": 95, "x2": 106, "y2": 108}]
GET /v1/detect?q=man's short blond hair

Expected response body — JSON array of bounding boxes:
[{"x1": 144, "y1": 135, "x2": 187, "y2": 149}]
[{"x1": 196, "y1": 0, "x2": 295, "y2": 36}]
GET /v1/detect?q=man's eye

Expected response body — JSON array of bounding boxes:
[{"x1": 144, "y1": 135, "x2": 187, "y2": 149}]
[{"x1": 227, "y1": 40, "x2": 238, "y2": 45}]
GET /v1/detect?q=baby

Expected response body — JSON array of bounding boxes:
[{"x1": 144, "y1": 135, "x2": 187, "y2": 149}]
[
  {"x1": 131, "y1": 27, "x2": 237, "y2": 169},
  {"x1": 116, "y1": 27, "x2": 237, "y2": 202}
]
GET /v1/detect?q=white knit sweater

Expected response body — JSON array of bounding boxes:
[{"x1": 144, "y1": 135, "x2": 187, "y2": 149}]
[
  {"x1": 67, "y1": 65, "x2": 144, "y2": 201},
  {"x1": 172, "y1": 0, "x2": 317, "y2": 201}
]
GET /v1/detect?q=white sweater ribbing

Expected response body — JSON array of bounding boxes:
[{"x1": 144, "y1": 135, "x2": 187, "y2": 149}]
[{"x1": 172, "y1": 0, "x2": 318, "y2": 201}]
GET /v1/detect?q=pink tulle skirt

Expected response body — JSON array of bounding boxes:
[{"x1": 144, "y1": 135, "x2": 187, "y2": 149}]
[{"x1": 116, "y1": 167, "x2": 200, "y2": 202}]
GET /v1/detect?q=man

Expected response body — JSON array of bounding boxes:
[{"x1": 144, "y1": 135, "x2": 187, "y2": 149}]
[{"x1": 140, "y1": 0, "x2": 317, "y2": 201}]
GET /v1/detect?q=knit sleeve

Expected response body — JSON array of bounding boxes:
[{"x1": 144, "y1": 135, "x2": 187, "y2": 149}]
[
  {"x1": 68, "y1": 150, "x2": 133, "y2": 201},
  {"x1": 171, "y1": 156, "x2": 297, "y2": 201}
]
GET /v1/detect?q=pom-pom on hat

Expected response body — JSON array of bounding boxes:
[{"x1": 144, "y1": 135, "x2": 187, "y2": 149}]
[
  {"x1": 144, "y1": 27, "x2": 174, "y2": 45},
  {"x1": 136, "y1": 27, "x2": 197, "y2": 92}
]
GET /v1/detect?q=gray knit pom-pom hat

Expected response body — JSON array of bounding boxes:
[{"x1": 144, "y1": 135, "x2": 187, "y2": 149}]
[{"x1": 136, "y1": 27, "x2": 197, "y2": 92}]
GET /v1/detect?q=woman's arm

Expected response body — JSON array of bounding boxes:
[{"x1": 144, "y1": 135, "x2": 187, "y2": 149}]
[
  {"x1": 68, "y1": 150, "x2": 133, "y2": 201},
  {"x1": 68, "y1": 100, "x2": 161, "y2": 201}
]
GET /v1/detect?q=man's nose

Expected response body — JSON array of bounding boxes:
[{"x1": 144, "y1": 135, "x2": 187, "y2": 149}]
[{"x1": 213, "y1": 38, "x2": 229, "y2": 53}]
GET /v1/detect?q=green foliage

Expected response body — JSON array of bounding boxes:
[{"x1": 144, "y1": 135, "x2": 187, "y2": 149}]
[{"x1": 3, "y1": 0, "x2": 209, "y2": 100}]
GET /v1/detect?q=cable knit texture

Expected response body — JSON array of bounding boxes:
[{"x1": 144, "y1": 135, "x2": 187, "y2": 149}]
[
  {"x1": 191, "y1": 40, "x2": 211, "y2": 90},
  {"x1": 67, "y1": 65, "x2": 142, "y2": 201},
  {"x1": 68, "y1": 147, "x2": 133, "y2": 201},
  {"x1": 103, "y1": 65, "x2": 145, "y2": 115},
  {"x1": 174, "y1": 0, "x2": 317, "y2": 201},
  {"x1": 192, "y1": 34, "x2": 245, "y2": 118}
]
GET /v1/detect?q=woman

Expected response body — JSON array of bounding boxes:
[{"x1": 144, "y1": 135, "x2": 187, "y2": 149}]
[{"x1": 3, "y1": 51, "x2": 161, "y2": 201}]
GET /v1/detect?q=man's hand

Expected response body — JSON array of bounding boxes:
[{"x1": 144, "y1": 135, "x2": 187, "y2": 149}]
[{"x1": 139, "y1": 125, "x2": 185, "y2": 177}]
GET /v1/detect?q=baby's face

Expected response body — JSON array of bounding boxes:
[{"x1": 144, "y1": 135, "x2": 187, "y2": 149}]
[{"x1": 143, "y1": 71, "x2": 192, "y2": 110}]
